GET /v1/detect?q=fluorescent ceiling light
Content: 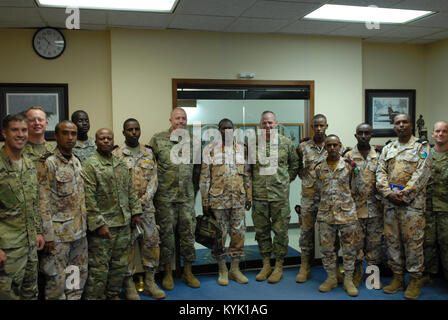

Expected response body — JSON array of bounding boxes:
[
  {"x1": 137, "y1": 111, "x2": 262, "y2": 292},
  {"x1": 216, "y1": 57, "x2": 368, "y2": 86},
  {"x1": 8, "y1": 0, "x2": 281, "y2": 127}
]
[
  {"x1": 37, "y1": 0, "x2": 179, "y2": 13},
  {"x1": 304, "y1": 4, "x2": 434, "y2": 24}
]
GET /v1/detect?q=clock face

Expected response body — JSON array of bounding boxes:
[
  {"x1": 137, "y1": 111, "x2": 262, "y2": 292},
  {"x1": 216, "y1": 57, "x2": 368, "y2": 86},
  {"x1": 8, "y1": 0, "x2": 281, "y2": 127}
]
[{"x1": 33, "y1": 28, "x2": 66, "y2": 59}]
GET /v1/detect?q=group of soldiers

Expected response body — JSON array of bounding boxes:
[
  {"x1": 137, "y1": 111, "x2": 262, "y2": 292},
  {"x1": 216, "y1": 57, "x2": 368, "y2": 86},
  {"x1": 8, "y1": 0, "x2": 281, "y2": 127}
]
[{"x1": 0, "y1": 105, "x2": 447, "y2": 300}]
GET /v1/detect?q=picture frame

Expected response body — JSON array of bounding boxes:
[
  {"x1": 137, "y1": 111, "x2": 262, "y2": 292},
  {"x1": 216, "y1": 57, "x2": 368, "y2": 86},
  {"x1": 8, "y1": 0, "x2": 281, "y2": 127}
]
[
  {"x1": 280, "y1": 123, "x2": 304, "y2": 147},
  {"x1": 365, "y1": 89, "x2": 415, "y2": 137},
  {"x1": 0, "y1": 83, "x2": 68, "y2": 141}
]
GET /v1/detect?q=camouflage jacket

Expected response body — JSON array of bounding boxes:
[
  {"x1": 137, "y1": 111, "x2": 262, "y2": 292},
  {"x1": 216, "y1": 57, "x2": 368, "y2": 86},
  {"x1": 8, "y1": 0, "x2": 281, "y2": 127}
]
[
  {"x1": 149, "y1": 129, "x2": 198, "y2": 203},
  {"x1": 376, "y1": 136, "x2": 432, "y2": 210},
  {"x1": 297, "y1": 138, "x2": 327, "y2": 197},
  {"x1": 314, "y1": 157, "x2": 362, "y2": 224},
  {"x1": 0, "y1": 147, "x2": 42, "y2": 249},
  {"x1": 37, "y1": 148, "x2": 87, "y2": 243},
  {"x1": 22, "y1": 140, "x2": 55, "y2": 164},
  {"x1": 345, "y1": 145, "x2": 382, "y2": 218},
  {"x1": 426, "y1": 147, "x2": 448, "y2": 212},
  {"x1": 200, "y1": 141, "x2": 252, "y2": 209},
  {"x1": 113, "y1": 144, "x2": 158, "y2": 213},
  {"x1": 252, "y1": 133, "x2": 299, "y2": 201},
  {"x1": 72, "y1": 137, "x2": 96, "y2": 164},
  {"x1": 82, "y1": 151, "x2": 142, "y2": 231}
]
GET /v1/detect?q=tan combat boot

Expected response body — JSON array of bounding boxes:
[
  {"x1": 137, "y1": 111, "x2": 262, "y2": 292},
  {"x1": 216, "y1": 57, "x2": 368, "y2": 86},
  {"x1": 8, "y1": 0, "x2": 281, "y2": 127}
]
[
  {"x1": 124, "y1": 276, "x2": 141, "y2": 300},
  {"x1": 182, "y1": 262, "x2": 200, "y2": 288},
  {"x1": 296, "y1": 255, "x2": 312, "y2": 283},
  {"x1": 404, "y1": 274, "x2": 423, "y2": 299},
  {"x1": 144, "y1": 270, "x2": 166, "y2": 299},
  {"x1": 383, "y1": 272, "x2": 405, "y2": 294},
  {"x1": 229, "y1": 259, "x2": 249, "y2": 284},
  {"x1": 344, "y1": 274, "x2": 359, "y2": 297},
  {"x1": 419, "y1": 273, "x2": 433, "y2": 287},
  {"x1": 217, "y1": 259, "x2": 229, "y2": 286},
  {"x1": 319, "y1": 271, "x2": 338, "y2": 292},
  {"x1": 336, "y1": 265, "x2": 344, "y2": 284},
  {"x1": 353, "y1": 262, "x2": 364, "y2": 288},
  {"x1": 162, "y1": 264, "x2": 174, "y2": 291},
  {"x1": 256, "y1": 256, "x2": 272, "y2": 281},
  {"x1": 268, "y1": 259, "x2": 284, "y2": 283}
]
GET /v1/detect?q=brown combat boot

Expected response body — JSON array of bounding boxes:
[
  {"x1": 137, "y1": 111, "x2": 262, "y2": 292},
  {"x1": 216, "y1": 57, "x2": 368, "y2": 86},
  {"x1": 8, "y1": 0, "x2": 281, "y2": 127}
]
[
  {"x1": 124, "y1": 276, "x2": 141, "y2": 300},
  {"x1": 182, "y1": 262, "x2": 200, "y2": 288},
  {"x1": 162, "y1": 264, "x2": 174, "y2": 290},
  {"x1": 383, "y1": 272, "x2": 405, "y2": 294},
  {"x1": 256, "y1": 256, "x2": 272, "y2": 282},
  {"x1": 344, "y1": 274, "x2": 359, "y2": 297},
  {"x1": 217, "y1": 259, "x2": 229, "y2": 286},
  {"x1": 229, "y1": 259, "x2": 249, "y2": 284},
  {"x1": 319, "y1": 271, "x2": 338, "y2": 292},
  {"x1": 353, "y1": 262, "x2": 364, "y2": 288},
  {"x1": 268, "y1": 259, "x2": 284, "y2": 283},
  {"x1": 144, "y1": 270, "x2": 166, "y2": 299},
  {"x1": 404, "y1": 274, "x2": 423, "y2": 299},
  {"x1": 296, "y1": 255, "x2": 312, "y2": 283}
]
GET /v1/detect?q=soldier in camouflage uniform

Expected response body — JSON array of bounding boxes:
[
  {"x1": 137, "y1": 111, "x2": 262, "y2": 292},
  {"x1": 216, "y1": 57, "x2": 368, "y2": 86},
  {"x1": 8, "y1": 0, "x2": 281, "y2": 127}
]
[
  {"x1": 0, "y1": 113, "x2": 45, "y2": 300},
  {"x1": 296, "y1": 114, "x2": 328, "y2": 283},
  {"x1": 422, "y1": 120, "x2": 448, "y2": 283},
  {"x1": 200, "y1": 119, "x2": 252, "y2": 286},
  {"x1": 376, "y1": 113, "x2": 432, "y2": 299},
  {"x1": 71, "y1": 110, "x2": 96, "y2": 163},
  {"x1": 22, "y1": 106, "x2": 55, "y2": 163},
  {"x1": 345, "y1": 123, "x2": 383, "y2": 288},
  {"x1": 314, "y1": 134, "x2": 363, "y2": 297},
  {"x1": 37, "y1": 121, "x2": 88, "y2": 300},
  {"x1": 113, "y1": 118, "x2": 165, "y2": 300},
  {"x1": 149, "y1": 108, "x2": 200, "y2": 290},
  {"x1": 252, "y1": 111, "x2": 298, "y2": 284},
  {"x1": 83, "y1": 128, "x2": 142, "y2": 300}
]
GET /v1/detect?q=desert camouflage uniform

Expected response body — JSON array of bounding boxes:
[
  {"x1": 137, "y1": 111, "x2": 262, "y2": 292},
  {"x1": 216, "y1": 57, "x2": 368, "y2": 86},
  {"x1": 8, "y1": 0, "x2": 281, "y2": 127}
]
[
  {"x1": 22, "y1": 141, "x2": 55, "y2": 164},
  {"x1": 200, "y1": 141, "x2": 252, "y2": 259},
  {"x1": 252, "y1": 134, "x2": 298, "y2": 259},
  {"x1": 314, "y1": 157, "x2": 363, "y2": 276},
  {"x1": 149, "y1": 129, "x2": 199, "y2": 267},
  {"x1": 0, "y1": 146, "x2": 42, "y2": 300},
  {"x1": 346, "y1": 145, "x2": 383, "y2": 266},
  {"x1": 72, "y1": 137, "x2": 96, "y2": 163},
  {"x1": 376, "y1": 136, "x2": 431, "y2": 277},
  {"x1": 82, "y1": 151, "x2": 142, "y2": 300},
  {"x1": 113, "y1": 144, "x2": 160, "y2": 275},
  {"x1": 297, "y1": 138, "x2": 327, "y2": 257},
  {"x1": 37, "y1": 148, "x2": 88, "y2": 300},
  {"x1": 424, "y1": 147, "x2": 448, "y2": 279}
]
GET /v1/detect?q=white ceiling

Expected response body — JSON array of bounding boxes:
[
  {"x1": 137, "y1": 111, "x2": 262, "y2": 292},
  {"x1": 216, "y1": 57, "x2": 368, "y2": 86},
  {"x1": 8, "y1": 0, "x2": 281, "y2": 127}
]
[{"x1": 1, "y1": 0, "x2": 448, "y2": 43}]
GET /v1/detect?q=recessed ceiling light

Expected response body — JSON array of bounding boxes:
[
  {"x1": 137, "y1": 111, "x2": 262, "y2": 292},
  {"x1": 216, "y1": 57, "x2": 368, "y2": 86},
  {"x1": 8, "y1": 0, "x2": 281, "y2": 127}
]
[
  {"x1": 36, "y1": 0, "x2": 179, "y2": 13},
  {"x1": 304, "y1": 4, "x2": 434, "y2": 24}
]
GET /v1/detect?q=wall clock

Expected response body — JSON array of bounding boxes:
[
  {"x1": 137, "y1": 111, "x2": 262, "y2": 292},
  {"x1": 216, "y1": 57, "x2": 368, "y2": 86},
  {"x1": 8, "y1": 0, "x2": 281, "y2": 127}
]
[{"x1": 32, "y1": 27, "x2": 66, "y2": 59}]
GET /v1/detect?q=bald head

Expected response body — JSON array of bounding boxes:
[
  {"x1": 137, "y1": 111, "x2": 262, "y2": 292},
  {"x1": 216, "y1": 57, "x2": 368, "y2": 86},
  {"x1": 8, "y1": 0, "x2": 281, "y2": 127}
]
[
  {"x1": 432, "y1": 120, "x2": 448, "y2": 149},
  {"x1": 170, "y1": 108, "x2": 187, "y2": 130},
  {"x1": 95, "y1": 128, "x2": 114, "y2": 155}
]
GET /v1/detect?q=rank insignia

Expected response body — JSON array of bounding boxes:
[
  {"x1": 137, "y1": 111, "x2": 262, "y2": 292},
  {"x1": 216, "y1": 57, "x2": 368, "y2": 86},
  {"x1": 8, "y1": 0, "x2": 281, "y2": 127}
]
[{"x1": 419, "y1": 152, "x2": 427, "y2": 159}]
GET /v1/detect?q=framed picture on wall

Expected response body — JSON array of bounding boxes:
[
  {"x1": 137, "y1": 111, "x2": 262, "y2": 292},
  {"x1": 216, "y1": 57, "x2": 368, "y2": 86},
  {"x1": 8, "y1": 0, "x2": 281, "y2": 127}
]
[
  {"x1": 0, "y1": 83, "x2": 68, "y2": 140},
  {"x1": 365, "y1": 89, "x2": 415, "y2": 137},
  {"x1": 280, "y1": 123, "x2": 304, "y2": 147}
]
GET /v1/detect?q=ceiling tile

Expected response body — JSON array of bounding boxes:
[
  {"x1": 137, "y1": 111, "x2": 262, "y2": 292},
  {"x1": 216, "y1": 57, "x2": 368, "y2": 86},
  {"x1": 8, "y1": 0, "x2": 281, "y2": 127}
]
[
  {"x1": 108, "y1": 11, "x2": 171, "y2": 28},
  {"x1": 175, "y1": 0, "x2": 257, "y2": 17},
  {"x1": 227, "y1": 17, "x2": 290, "y2": 33},
  {"x1": 242, "y1": 1, "x2": 320, "y2": 19},
  {"x1": 328, "y1": 0, "x2": 403, "y2": 7},
  {"x1": 279, "y1": 19, "x2": 347, "y2": 35},
  {"x1": 0, "y1": 7, "x2": 42, "y2": 23},
  {"x1": 0, "y1": 0, "x2": 36, "y2": 7},
  {"x1": 408, "y1": 12, "x2": 448, "y2": 28},
  {"x1": 392, "y1": 0, "x2": 448, "y2": 12},
  {"x1": 39, "y1": 8, "x2": 108, "y2": 26},
  {"x1": 169, "y1": 14, "x2": 234, "y2": 31},
  {"x1": 420, "y1": 29, "x2": 448, "y2": 40},
  {"x1": 378, "y1": 25, "x2": 445, "y2": 38},
  {"x1": 328, "y1": 22, "x2": 395, "y2": 38}
]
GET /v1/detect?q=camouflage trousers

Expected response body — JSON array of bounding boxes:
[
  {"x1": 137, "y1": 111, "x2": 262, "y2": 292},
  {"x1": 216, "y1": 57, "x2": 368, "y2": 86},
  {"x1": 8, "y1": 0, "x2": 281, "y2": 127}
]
[
  {"x1": 318, "y1": 221, "x2": 362, "y2": 276},
  {"x1": 424, "y1": 210, "x2": 448, "y2": 279},
  {"x1": 84, "y1": 225, "x2": 131, "y2": 300},
  {"x1": 154, "y1": 199, "x2": 196, "y2": 266},
  {"x1": 0, "y1": 245, "x2": 38, "y2": 300},
  {"x1": 252, "y1": 200, "x2": 291, "y2": 259},
  {"x1": 126, "y1": 210, "x2": 161, "y2": 276},
  {"x1": 212, "y1": 207, "x2": 246, "y2": 260},
  {"x1": 40, "y1": 237, "x2": 88, "y2": 300},
  {"x1": 357, "y1": 216, "x2": 384, "y2": 266},
  {"x1": 384, "y1": 205, "x2": 425, "y2": 277},
  {"x1": 298, "y1": 194, "x2": 317, "y2": 257}
]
